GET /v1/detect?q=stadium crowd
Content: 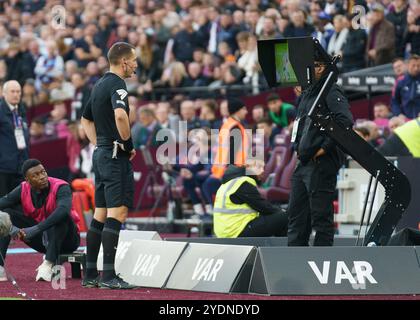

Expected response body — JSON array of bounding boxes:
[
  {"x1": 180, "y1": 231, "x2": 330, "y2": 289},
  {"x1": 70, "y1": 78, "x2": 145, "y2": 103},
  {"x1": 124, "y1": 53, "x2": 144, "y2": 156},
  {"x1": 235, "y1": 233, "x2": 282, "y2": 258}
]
[{"x1": 0, "y1": 0, "x2": 419, "y2": 216}]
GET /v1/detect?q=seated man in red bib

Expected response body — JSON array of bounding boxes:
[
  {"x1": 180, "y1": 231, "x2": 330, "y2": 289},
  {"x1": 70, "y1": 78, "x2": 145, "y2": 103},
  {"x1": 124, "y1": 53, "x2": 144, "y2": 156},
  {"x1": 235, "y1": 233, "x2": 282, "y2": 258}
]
[{"x1": 0, "y1": 159, "x2": 80, "y2": 282}]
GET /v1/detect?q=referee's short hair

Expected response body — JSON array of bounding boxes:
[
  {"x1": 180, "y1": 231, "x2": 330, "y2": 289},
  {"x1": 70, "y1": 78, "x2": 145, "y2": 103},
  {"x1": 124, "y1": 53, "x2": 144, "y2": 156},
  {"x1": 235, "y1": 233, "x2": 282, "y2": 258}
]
[{"x1": 107, "y1": 42, "x2": 136, "y2": 66}]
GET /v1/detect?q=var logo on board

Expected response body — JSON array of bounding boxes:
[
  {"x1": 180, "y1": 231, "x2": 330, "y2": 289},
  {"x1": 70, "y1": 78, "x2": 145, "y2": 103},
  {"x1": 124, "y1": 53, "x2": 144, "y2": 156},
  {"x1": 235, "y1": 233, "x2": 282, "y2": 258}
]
[
  {"x1": 192, "y1": 258, "x2": 224, "y2": 282},
  {"x1": 308, "y1": 261, "x2": 378, "y2": 288}
]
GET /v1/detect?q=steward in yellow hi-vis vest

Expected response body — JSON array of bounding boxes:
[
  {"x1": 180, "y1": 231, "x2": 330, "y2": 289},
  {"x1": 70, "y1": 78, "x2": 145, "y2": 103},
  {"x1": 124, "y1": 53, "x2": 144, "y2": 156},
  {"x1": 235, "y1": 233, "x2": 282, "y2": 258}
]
[
  {"x1": 379, "y1": 117, "x2": 420, "y2": 157},
  {"x1": 213, "y1": 163, "x2": 288, "y2": 238},
  {"x1": 394, "y1": 117, "x2": 420, "y2": 157}
]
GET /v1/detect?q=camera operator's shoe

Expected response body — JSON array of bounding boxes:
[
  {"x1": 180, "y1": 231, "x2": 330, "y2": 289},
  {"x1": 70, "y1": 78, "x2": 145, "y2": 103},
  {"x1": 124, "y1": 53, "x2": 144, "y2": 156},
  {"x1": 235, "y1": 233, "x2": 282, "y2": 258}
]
[
  {"x1": 98, "y1": 274, "x2": 138, "y2": 290},
  {"x1": 36, "y1": 260, "x2": 53, "y2": 281},
  {"x1": 0, "y1": 266, "x2": 7, "y2": 282},
  {"x1": 82, "y1": 274, "x2": 101, "y2": 288}
]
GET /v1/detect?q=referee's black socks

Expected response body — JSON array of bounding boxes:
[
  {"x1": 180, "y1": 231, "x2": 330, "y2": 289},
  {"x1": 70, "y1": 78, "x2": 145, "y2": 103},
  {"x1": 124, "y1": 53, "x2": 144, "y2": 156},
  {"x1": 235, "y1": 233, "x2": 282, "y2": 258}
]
[
  {"x1": 101, "y1": 218, "x2": 122, "y2": 281},
  {"x1": 86, "y1": 218, "x2": 104, "y2": 279}
]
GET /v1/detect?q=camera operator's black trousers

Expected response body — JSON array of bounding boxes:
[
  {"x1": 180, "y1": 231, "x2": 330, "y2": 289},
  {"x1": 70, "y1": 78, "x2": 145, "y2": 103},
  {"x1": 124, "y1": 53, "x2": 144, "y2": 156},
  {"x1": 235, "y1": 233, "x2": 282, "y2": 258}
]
[
  {"x1": 0, "y1": 208, "x2": 80, "y2": 266},
  {"x1": 287, "y1": 157, "x2": 338, "y2": 246}
]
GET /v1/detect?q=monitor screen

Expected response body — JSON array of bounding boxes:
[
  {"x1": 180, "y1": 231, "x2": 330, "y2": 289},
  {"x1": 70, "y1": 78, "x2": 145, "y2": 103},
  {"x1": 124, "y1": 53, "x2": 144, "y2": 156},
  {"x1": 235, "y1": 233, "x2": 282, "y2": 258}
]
[
  {"x1": 257, "y1": 37, "x2": 315, "y2": 89},
  {"x1": 275, "y1": 42, "x2": 298, "y2": 85}
]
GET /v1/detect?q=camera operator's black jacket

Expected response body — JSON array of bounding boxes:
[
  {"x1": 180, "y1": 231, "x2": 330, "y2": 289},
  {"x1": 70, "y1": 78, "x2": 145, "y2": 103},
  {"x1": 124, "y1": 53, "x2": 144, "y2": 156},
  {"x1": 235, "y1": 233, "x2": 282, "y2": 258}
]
[{"x1": 294, "y1": 81, "x2": 354, "y2": 169}]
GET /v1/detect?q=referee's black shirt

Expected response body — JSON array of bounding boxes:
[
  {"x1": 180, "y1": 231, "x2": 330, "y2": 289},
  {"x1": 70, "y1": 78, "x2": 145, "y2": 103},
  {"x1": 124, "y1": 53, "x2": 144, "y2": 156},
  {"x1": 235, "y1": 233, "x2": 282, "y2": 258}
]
[{"x1": 82, "y1": 72, "x2": 131, "y2": 146}]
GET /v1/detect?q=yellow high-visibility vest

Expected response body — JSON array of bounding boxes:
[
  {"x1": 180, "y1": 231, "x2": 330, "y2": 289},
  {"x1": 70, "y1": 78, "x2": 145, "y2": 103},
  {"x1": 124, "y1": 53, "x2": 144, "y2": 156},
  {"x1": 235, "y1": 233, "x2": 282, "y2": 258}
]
[
  {"x1": 213, "y1": 176, "x2": 259, "y2": 238},
  {"x1": 395, "y1": 117, "x2": 420, "y2": 157}
]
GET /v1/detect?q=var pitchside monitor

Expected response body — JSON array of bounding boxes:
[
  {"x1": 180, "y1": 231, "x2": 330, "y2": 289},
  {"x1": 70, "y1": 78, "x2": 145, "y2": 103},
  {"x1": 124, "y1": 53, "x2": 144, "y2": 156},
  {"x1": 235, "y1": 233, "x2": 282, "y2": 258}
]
[{"x1": 257, "y1": 37, "x2": 315, "y2": 89}]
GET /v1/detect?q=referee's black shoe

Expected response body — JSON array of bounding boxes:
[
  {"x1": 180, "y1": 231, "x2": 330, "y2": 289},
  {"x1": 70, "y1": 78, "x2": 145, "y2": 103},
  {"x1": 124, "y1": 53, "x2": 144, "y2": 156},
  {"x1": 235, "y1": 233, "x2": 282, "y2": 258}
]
[
  {"x1": 98, "y1": 274, "x2": 138, "y2": 290},
  {"x1": 82, "y1": 275, "x2": 101, "y2": 288}
]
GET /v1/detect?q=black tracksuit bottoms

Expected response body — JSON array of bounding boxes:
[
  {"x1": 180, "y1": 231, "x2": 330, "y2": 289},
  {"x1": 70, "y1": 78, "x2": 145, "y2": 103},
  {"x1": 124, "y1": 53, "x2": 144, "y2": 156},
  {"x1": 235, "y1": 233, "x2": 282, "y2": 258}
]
[{"x1": 287, "y1": 157, "x2": 338, "y2": 246}]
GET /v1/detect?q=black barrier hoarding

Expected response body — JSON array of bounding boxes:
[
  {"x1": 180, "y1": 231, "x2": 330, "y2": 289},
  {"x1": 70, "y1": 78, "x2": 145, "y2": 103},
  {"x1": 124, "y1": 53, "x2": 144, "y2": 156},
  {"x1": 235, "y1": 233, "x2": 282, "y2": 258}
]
[
  {"x1": 249, "y1": 247, "x2": 420, "y2": 295},
  {"x1": 164, "y1": 236, "x2": 363, "y2": 247},
  {"x1": 118, "y1": 239, "x2": 187, "y2": 288},
  {"x1": 257, "y1": 37, "x2": 314, "y2": 89},
  {"x1": 165, "y1": 243, "x2": 255, "y2": 293},
  {"x1": 337, "y1": 75, "x2": 396, "y2": 87}
]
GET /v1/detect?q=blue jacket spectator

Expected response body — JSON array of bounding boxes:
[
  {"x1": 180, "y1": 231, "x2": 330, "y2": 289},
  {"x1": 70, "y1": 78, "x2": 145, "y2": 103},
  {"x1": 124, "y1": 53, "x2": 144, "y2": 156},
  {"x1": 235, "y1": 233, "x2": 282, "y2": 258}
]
[{"x1": 392, "y1": 55, "x2": 420, "y2": 119}]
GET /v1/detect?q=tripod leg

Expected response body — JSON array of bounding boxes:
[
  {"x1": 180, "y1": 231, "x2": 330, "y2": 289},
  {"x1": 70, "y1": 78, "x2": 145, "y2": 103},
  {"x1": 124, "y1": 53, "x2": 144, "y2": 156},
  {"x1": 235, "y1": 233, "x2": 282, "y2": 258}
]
[
  {"x1": 141, "y1": 183, "x2": 169, "y2": 231},
  {"x1": 135, "y1": 173, "x2": 152, "y2": 211},
  {"x1": 364, "y1": 171, "x2": 380, "y2": 241},
  {"x1": 356, "y1": 174, "x2": 373, "y2": 246}
]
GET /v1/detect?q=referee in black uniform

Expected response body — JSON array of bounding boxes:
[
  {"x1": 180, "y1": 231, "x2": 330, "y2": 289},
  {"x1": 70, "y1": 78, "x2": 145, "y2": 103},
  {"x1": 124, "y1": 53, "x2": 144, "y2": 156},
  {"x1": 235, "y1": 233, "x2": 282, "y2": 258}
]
[{"x1": 81, "y1": 42, "x2": 137, "y2": 289}]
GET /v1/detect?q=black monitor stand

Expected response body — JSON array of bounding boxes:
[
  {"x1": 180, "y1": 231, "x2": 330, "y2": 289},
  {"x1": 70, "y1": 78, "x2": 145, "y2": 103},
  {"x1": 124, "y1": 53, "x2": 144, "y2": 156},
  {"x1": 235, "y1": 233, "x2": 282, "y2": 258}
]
[{"x1": 307, "y1": 41, "x2": 411, "y2": 246}]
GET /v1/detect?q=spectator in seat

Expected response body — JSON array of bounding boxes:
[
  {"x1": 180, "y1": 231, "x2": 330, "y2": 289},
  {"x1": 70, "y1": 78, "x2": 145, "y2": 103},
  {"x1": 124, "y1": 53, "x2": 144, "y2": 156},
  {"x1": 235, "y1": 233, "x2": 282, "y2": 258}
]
[
  {"x1": 388, "y1": 115, "x2": 406, "y2": 133},
  {"x1": 49, "y1": 75, "x2": 75, "y2": 102},
  {"x1": 386, "y1": 0, "x2": 408, "y2": 58},
  {"x1": 29, "y1": 117, "x2": 48, "y2": 144},
  {"x1": 85, "y1": 62, "x2": 101, "y2": 89},
  {"x1": 44, "y1": 100, "x2": 69, "y2": 138},
  {"x1": 266, "y1": 93, "x2": 295, "y2": 132},
  {"x1": 392, "y1": 57, "x2": 407, "y2": 95},
  {"x1": 312, "y1": 11, "x2": 335, "y2": 50},
  {"x1": 154, "y1": 61, "x2": 188, "y2": 100},
  {"x1": 70, "y1": 72, "x2": 91, "y2": 121},
  {"x1": 220, "y1": 64, "x2": 245, "y2": 98},
  {"x1": 34, "y1": 40, "x2": 64, "y2": 92},
  {"x1": 252, "y1": 104, "x2": 265, "y2": 126},
  {"x1": 327, "y1": 15, "x2": 349, "y2": 58},
  {"x1": 73, "y1": 24, "x2": 102, "y2": 68},
  {"x1": 237, "y1": 33, "x2": 259, "y2": 94},
  {"x1": 256, "y1": 117, "x2": 276, "y2": 161},
  {"x1": 4, "y1": 41, "x2": 33, "y2": 86},
  {"x1": 155, "y1": 102, "x2": 171, "y2": 129},
  {"x1": 366, "y1": 4, "x2": 396, "y2": 66},
  {"x1": 373, "y1": 102, "x2": 392, "y2": 128},
  {"x1": 172, "y1": 128, "x2": 213, "y2": 216},
  {"x1": 180, "y1": 100, "x2": 202, "y2": 134},
  {"x1": 405, "y1": 7, "x2": 420, "y2": 55},
  {"x1": 235, "y1": 31, "x2": 250, "y2": 60},
  {"x1": 217, "y1": 41, "x2": 236, "y2": 64},
  {"x1": 362, "y1": 120, "x2": 384, "y2": 147},
  {"x1": 218, "y1": 11, "x2": 240, "y2": 53},
  {"x1": 341, "y1": 13, "x2": 367, "y2": 72},
  {"x1": 259, "y1": 16, "x2": 282, "y2": 40},
  {"x1": 21, "y1": 78, "x2": 39, "y2": 109},
  {"x1": 199, "y1": 99, "x2": 222, "y2": 130},
  {"x1": 172, "y1": 15, "x2": 199, "y2": 63},
  {"x1": 392, "y1": 54, "x2": 420, "y2": 119},
  {"x1": 133, "y1": 108, "x2": 162, "y2": 149},
  {"x1": 185, "y1": 62, "x2": 211, "y2": 99},
  {"x1": 283, "y1": 10, "x2": 315, "y2": 38},
  {"x1": 136, "y1": 31, "x2": 161, "y2": 98}
]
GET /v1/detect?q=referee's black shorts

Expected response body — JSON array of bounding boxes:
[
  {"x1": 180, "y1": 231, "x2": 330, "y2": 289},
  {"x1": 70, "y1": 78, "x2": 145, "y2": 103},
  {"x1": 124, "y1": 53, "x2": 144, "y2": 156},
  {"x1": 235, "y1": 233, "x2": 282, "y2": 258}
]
[{"x1": 92, "y1": 146, "x2": 134, "y2": 208}]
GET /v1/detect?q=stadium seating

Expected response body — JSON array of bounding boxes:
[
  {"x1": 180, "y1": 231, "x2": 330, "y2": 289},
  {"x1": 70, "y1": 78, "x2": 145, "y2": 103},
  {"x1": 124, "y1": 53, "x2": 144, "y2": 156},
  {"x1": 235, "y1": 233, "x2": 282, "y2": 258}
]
[{"x1": 259, "y1": 151, "x2": 297, "y2": 202}]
